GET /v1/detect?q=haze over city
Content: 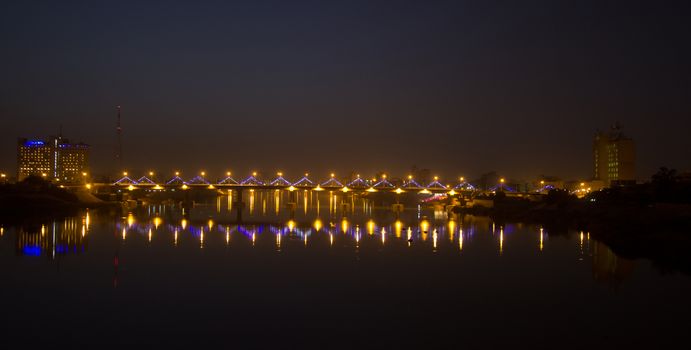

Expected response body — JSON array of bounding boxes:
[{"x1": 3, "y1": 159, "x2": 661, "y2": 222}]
[{"x1": 1, "y1": 0, "x2": 690, "y2": 181}]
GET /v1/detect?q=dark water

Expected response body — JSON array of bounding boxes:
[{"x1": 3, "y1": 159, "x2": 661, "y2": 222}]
[{"x1": 1, "y1": 190, "x2": 690, "y2": 348}]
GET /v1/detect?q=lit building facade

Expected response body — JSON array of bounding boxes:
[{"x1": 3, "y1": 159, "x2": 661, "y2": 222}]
[
  {"x1": 17, "y1": 137, "x2": 89, "y2": 183},
  {"x1": 593, "y1": 125, "x2": 635, "y2": 187}
]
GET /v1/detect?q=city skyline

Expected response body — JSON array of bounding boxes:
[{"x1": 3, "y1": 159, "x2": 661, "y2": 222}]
[{"x1": 2, "y1": 1, "x2": 690, "y2": 181}]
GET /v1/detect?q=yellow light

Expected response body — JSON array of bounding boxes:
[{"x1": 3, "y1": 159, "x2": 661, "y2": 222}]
[
  {"x1": 227, "y1": 171, "x2": 231, "y2": 176},
  {"x1": 277, "y1": 171, "x2": 283, "y2": 176},
  {"x1": 420, "y1": 220, "x2": 430, "y2": 234},
  {"x1": 419, "y1": 188, "x2": 431, "y2": 194},
  {"x1": 395, "y1": 220, "x2": 402, "y2": 238},
  {"x1": 314, "y1": 185, "x2": 324, "y2": 191},
  {"x1": 341, "y1": 186, "x2": 349, "y2": 193},
  {"x1": 201, "y1": 171, "x2": 206, "y2": 176},
  {"x1": 313, "y1": 219, "x2": 323, "y2": 231},
  {"x1": 175, "y1": 171, "x2": 180, "y2": 176},
  {"x1": 540, "y1": 180, "x2": 545, "y2": 185},
  {"x1": 1, "y1": 173, "x2": 6, "y2": 178},
  {"x1": 356, "y1": 174, "x2": 360, "y2": 178},
  {"x1": 82, "y1": 172, "x2": 87, "y2": 176},
  {"x1": 41, "y1": 173, "x2": 47, "y2": 177},
  {"x1": 382, "y1": 174, "x2": 387, "y2": 179},
  {"x1": 366, "y1": 187, "x2": 377, "y2": 193},
  {"x1": 408, "y1": 175, "x2": 413, "y2": 180},
  {"x1": 123, "y1": 171, "x2": 128, "y2": 176},
  {"x1": 341, "y1": 219, "x2": 349, "y2": 233},
  {"x1": 253, "y1": 171, "x2": 257, "y2": 177},
  {"x1": 448, "y1": 189, "x2": 456, "y2": 196},
  {"x1": 287, "y1": 220, "x2": 295, "y2": 232},
  {"x1": 153, "y1": 217, "x2": 162, "y2": 229},
  {"x1": 367, "y1": 220, "x2": 375, "y2": 235},
  {"x1": 181, "y1": 184, "x2": 188, "y2": 190},
  {"x1": 153, "y1": 184, "x2": 162, "y2": 190},
  {"x1": 395, "y1": 188, "x2": 404, "y2": 194},
  {"x1": 208, "y1": 184, "x2": 215, "y2": 189},
  {"x1": 85, "y1": 183, "x2": 92, "y2": 189},
  {"x1": 434, "y1": 176, "x2": 438, "y2": 181},
  {"x1": 460, "y1": 177, "x2": 465, "y2": 182},
  {"x1": 127, "y1": 213, "x2": 134, "y2": 227},
  {"x1": 580, "y1": 182, "x2": 585, "y2": 187},
  {"x1": 330, "y1": 173, "x2": 335, "y2": 178},
  {"x1": 181, "y1": 219, "x2": 187, "y2": 230},
  {"x1": 128, "y1": 184, "x2": 134, "y2": 191},
  {"x1": 500, "y1": 178, "x2": 505, "y2": 183},
  {"x1": 149, "y1": 171, "x2": 154, "y2": 176},
  {"x1": 288, "y1": 186, "x2": 296, "y2": 191},
  {"x1": 305, "y1": 172, "x2": 309, "y2": 177},
  {"x1": 208, "y1": 219, "x2": 214, "y2": 230}
]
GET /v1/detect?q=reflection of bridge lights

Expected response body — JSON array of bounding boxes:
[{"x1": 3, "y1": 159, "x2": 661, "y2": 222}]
[
  {"x1": 341, "y1": 219, "x2": 349, "y2": 234},
  {"x1": 153, "y1": 217, "x2": 162, "y2": 229},
  {"x1": 127, "y1": 213, "x2": 135, "y2": 227},
  {"x1": 313, "y1": 219, "x2": 323, "y2": 231},
  {"x1": 448, "y1": 220, "x2": 456, "y2": 239},
  {"x1": 208, "y1": 219, "x2": 214, "y2": 230},
  {"x1": 181, "y1": 219, "x2": 187, "y2": 230},
  {"x1": 420, "y1": 220, "x2": 429, "y2": 233},
  {"x1": 367, "y1": 220, "x2": 375, "y2": 235},
  {"x1": 395, "y1": 220, "x2": 402, "y2": 238},
  {"x1": 287, "y1": 220, "x2": 295, "y2": 232}
]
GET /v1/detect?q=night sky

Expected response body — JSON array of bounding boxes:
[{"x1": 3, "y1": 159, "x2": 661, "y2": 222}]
[{"x1": 1, "y1": 0, "x2": 689, "y2": 182}]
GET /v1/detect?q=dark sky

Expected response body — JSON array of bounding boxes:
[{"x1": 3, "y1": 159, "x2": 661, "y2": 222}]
[{"x1": 1, "y1": 0, "x2": 689, "y2": 182}]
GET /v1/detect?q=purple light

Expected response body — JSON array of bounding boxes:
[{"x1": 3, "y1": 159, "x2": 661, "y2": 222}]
[
  {"x1": 269, "y1": 176, "x2": 291, "y2": 186},
  {"x1": 320, "y1": 178, "x2": 343, "y2": 187},
  {"x1": 373, "y1": 179, "x2": 394, "y2": 188},
  {"x1": 293, "y1": 176, "x2": 314, "y2": 186},
  {"x1": 187, "y1": 175, "x2": 210, "y2": 185},
  {"x1": 217, "y1": 176, "x2": 238, "y2": 185},
  {"x1": 240, "y1": 175, "x2": 263, "y2": 185},
  {"x1": 346, "y1": 178, "x2": 368, "y2": 188},
  {"x1": 113, "y1": 176, "x2": 138, "y2": 185},
  {"x1": 136, "y1": 176, "x2": 155, "y2": 185}
]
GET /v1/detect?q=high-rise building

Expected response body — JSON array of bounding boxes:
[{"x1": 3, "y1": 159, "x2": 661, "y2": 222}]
[
  {"x1": 17, "y1": 136, "x2": 89, "y2": 183},
  {"x1": 593, "y1": 124, "x2": 635, "y2": 187}
]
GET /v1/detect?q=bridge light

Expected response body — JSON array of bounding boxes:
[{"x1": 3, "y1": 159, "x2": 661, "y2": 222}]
[
  {"x1": 356, "y1": 174, "x2": 360, "y2": 178},
  {"x1": 305, "y1": 172, "x2": 309, "y2": 177},
  {"x1": 366, "y1": 187, "x2": 377, "y2": 193},
  {"x1": 580, "y1": 182, "x2": 585, "y2": 187},
  {"x1": 341, "y1": 186, "x2": 349, "y2": 193},
  {"x1": 288, "y1": 186, "x2": 296, "y2": 192},
  {"x1": 123, "y1": 171, "x2": 128, "y2": 176},
  {"x1": 434, "y1": 176, "x2": 438, "y2": 181},
  {"x1": 540, "y1": 180, "x2": 545, "y2": 185},
  {"x1": 128, "y1": 185, "x2": 134, "y2": 191},
  {"x1": 330, "y1": 173, "x2": 335, "y2": 178},
  {"x1": 395, "y1": 188, "x2": 404, "y2": 194},
  {"x1": 175, "y1": 171, "x2": 180, "y2": 176},
  {"x1": 149, "y1": 171, "x2": 154, "y2": 177},
  {"x1": 41, "y1": 173, "x2": 47, "y2": 177},
  {"x1": 277, "y1": 172, "x2": 283, "y2": 177},
  {"x1": 252, "y1": 171, "x2": 257, "y2": 177},
  {"x1": 226, "y1": 171, "x2": 231, "y2": 176},
  {"x1": 314, "y1": 185, "x2": 324, "y2": 191},
  {"x1": 82, "y1": 172, "x2": 87, "y2": 177},
  {"x1": 449, "y1": 189, "x2": 457, "y2": 196},
  {"x1": 460, "y1": 177, "x2": 465, "y2": 182},
  {"x1": 201, "y1": 171, "x2": 206, "y2": 177},
  {"x1": 408, "y1": 175, "x2": 413, "y2": 180},
  {"x1": 500, "y1": 178, "x2": 505, "y2": 183},
  {"x1": 181, "y1": 184, "x2": 188, "y2": 190},
  {"x1": 382, "y1": 174, "x2": 387, "y2": 179},
  {"x1": 85, "y1": 184, "x2": 92, "y2": 189}
]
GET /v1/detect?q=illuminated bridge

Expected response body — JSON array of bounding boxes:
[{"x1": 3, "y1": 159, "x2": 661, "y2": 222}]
[{"x1": 103, "y1": 172, "x2": 482, "y2": 194}]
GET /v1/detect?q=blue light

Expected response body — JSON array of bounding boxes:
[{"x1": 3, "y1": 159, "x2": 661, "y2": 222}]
[
  {"x1": 22, "y1": 245, "x2": 42, "y2": 256},
  {"x1": 23, "y1": 140, "x2": 45, "y2": 147}
]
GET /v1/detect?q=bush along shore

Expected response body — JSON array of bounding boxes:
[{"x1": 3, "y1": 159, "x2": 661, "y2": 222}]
[{"x1": 0, "y1": 176, "x2": 114, "y2": 222}]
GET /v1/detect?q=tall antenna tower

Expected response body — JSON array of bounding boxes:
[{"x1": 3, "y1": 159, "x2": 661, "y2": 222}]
[{"x1": 116, "y1": 105, "x2": 122, "y2": 170}]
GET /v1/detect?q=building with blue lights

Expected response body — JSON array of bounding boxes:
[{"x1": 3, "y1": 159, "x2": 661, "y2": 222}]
[{"x1": 17, "y1": 136, "x2": 89, "y2": 182}]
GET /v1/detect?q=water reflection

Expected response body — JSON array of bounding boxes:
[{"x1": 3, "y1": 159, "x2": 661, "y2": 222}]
[{"x1": 0, "y1": 190, "x2": 658, "y2": 289}]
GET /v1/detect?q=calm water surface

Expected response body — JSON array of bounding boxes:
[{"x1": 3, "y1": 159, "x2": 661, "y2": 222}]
[{"x1": 1, "y1": 190, "x2": 690, "y2": 348}]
